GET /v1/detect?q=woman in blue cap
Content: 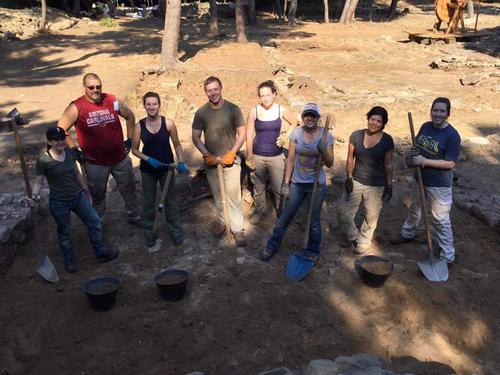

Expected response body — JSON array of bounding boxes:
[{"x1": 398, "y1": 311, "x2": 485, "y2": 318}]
[
  {"x1": 30, "y1": 126, "x2": 118, "y2": 273},
  {"x1": 261, "y1": 103, "x2": 334, "y2": 262}
]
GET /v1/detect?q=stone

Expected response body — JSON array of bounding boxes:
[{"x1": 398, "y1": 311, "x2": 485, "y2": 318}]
[
  {"x1": 236, "y1": 257, "x2": 245, "y2": 264},
  {"x1": 258, "y1": 368, "x2": 297, "y2": 375},
  {"x1": 460, "y1": 73, "x2": 488, "y2": 86},
  {"x1": 306, "y1": 359, "x2": 340, "y2": 375},
  {"x1": 351, "y1": 353, "x2": 383, "y2": 368}
]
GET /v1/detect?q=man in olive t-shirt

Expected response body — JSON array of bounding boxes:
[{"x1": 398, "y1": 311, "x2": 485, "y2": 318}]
[{"x1": 192, "y1": 76, "x2": 247, "y2": 246}]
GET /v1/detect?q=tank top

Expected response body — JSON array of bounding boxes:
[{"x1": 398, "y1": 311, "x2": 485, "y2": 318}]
[
  {"x1": 253, "y1": 105, "x2": 283, "y2": 157},
  {"x1": 73, "y1": 93, "x2": 125, "y2": 165},
  {"x1": 139, "y1": 116, "x2": 174, "y2": 175}
]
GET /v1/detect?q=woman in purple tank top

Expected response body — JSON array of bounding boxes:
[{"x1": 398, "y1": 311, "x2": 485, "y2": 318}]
[{"x1": 246, "y1": 80, "x2": 297, "y2": 225}]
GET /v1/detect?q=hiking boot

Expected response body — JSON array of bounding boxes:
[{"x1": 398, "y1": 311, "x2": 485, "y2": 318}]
[
  {"x1": 127, "y1": 215, "x2": 142, "y2": 226},
  {"x1": 146, "y1": 236, "x2": 157, "y2": 248},
  {"x1": 390, "y1": 234, "x2": 414, "y2": 245},
  {"x1": 353, "y1": 245, "x2": 369, "y2": 255},
  {"x1": 97, "y1": 248, "x2": 120, "y2": 263},
  {"x1": 64, "y1": 258, "x2": 78, "y2": 273},
  {"x1": 340, "y1": 237, "x2": 357, "y2": 248},
  {"x1": 250, "y1": 212, "x2": 263, "y2": 225},
  {"x1": 260, "y1": 247, "x2": 276, "y2": 261},
  {"x1": 211, "y1": 220, "x2": 226, "y2": 239},
  {"x1": 233, "y1": 231, "x2": 247, "y2": 247}
]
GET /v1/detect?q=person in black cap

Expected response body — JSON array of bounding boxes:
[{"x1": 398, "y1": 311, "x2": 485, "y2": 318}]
[{"x1": 29, "y1": 126, "x2": 119, "y2": 273}]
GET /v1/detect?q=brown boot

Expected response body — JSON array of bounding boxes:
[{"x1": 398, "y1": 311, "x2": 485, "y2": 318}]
[
  {"x1": 250, "y1": 212, "x2": 263, "y2": 225},
  {"x1": 233, "y1": 231, "x2": 247, "y2": 247}
]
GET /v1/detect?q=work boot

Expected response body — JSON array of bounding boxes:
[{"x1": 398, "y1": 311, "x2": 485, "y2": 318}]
[
  {"x1": 250, "y1": 212, "x2": 263, "y2": 225},
  {"x1": 97, "y1": 248, "x2": 120, "y2": 263},
  {"x1": 233, "y1": 231, "x2": 247, "y2": 247},
  {"x1": 146, "y1": 235, "x2": 156, "y2": 248},
  {"x1": 260, "y1": 247, "x2": 276, "y2": 261},
  {"x1": 353, "y1": 245, "x2": 369, "y2": 255},
  {"x1": 340, "y1": 237, "x2": 357, "y2": 248},
  {"x1": 210, "y1": 220, "x2": 226, "y2": 239},
  {"x1": 127, "y1": 215, "x2": 142, "y2": 226},
  {"x1": 390, "y1": 233, "x2": 414, "y2": 245},
  {"x1": 64, "y1": 258, "x2": 78, "y2": 273}
]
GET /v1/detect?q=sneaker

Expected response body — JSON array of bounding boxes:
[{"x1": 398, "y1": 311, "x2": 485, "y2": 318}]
[
  {"x1": 146, "y1": 236, "x2": 156, "y2": 248},
  {"x1": 250, "y1": 212, "x2": 263, "y2": 225},
  {"x1": 97, "y1": 249, "x2": 120, "y2": 263},
  {"x1": 260, "y1": 247, "x2": 276, "y2": 261},
  {"x1": 211, "y1": 220, "x2": 226, "y2": 239},
  {"x1": 353, "y1": 245, "x2": 369, "y2": 255},
  {"x1": 390, "y1": 234, "x2": 414, "y2": 245},
  {"x1": 64, "y1": 258, "x2": 78, "y2": 273},
  {"x1": 340, "y1": 237, "x2": 357, "y2": 248},
  {"x1": 233, "y1": 231, "x2": 247, "y2": 247}
]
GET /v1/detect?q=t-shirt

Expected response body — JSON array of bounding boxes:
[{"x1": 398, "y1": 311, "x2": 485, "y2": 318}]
[
  {"x1": 73, "y1": 93, "x2": 125, "y2": 166},
  {"x1": 35, "y1": 148, "x2": 83, "y2": 201},
  {"x1": 415, "y1": 121, "x2": 461, "y2": 187},
  {"x1": 350, "y1": 129, "x2": 394, "y2": 187},
  {"x1": 290, "y1": 126, "x2": 334, "y2": 184},
  {"x1": 192, "y1": 100, "x2": 245, "y2": 156}
]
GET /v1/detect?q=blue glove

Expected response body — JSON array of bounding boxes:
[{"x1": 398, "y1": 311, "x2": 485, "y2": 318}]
[
  {"x1": 177, "y1": 161, "x2": 189, "y2": 174},
  {"x1": 146, "y1": 157, "x2": 161, "y2": 169}
]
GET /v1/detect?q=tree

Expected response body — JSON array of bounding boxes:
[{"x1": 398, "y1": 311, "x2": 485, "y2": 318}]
[
  {"x1": 339, "y1": 0, "x2": 359, "y2": 25},
  {"x1": 208, "y1": 0, "x2": 218, "y2": 36},
  {"x1": 288, "y1": 0, "x2": 297, "y2": 26},
  {"x1": 72, "y1": 0, "x2": 81, "y2": 17},
  {"x1": 161, "y1": 0, "x2": 182, "y2": 69},
  {"x1": 323, "y1": 0, "x2": 329, "y2": 23},
  {"x1": 235, "y1": 0, "x2": 248, "y2": 43},
  {"x1": 39, "y1": 0, "x2": 47, "y2": 32},
  {"x1": 247, "y1": 0, "x2": 257, "y2": 25}
]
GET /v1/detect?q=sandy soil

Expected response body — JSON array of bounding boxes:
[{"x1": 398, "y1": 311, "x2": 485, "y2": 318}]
[{"x1": 0, "y1": 5, "x2": 499, "y2": 375}]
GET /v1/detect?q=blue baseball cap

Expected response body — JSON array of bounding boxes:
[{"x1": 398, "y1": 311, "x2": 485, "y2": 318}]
[{"x1": 302, "y1": 103, "x2": 320, "y2": 117}]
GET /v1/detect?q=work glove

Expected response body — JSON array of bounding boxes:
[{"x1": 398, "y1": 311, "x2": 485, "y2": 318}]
[
  {"x1": 177, "y1": 161, "x2": 189, "y2": 174},
  {"x1": 222, "y1": 151, "x2": 236, "y2": 166},
  {"x1": 203, "y1": 153, "x2": 218, "y2": 166},
  {"x1": 146, "y1": 157, "x2": 162, "y2": 169},
  {"x1": 71, "y1": 147, "x2": 84, "y2": 163},
  {"x1": 276, "y1": 132, "x2": 289, "y2": 148},
  {"x1": 82, "y1": 187, "x2": 93, "y2": 203},
  {"x1": 406, "y1": 154, "x2": 426, "y2": 168},
  {"x1": 410, "y1": 146, "x2": 420, "y2": 156},
  {"x1": 123, "y1": 138, "x2": 132, "y2": 154},
  {"x1": 345, "y1": 178, "x2": 353, "y2": 195},
  {"x1": 246, "y1": 156, "x2": 256, "y2": 171},
  {"x1": 316, "y1": 138, "x2": 328, "y2": 155},
  {"x1": 381, "y1": 185, "x2": 392, "y2": 202},
  {"x1": 280, "y1": 182, "x2": 290, "y2": 198}
]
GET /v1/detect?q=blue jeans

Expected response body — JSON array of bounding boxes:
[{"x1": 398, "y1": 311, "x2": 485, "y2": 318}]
[
  {"x1": 49, "y1": 192, "x2": 108, "y2": 263},
  {"x1": 267, "y1": 182, "x2": 326, "y2": 255}
]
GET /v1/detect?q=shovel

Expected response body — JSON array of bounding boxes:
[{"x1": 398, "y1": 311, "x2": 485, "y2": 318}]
[
  {"x1": 217, "y1": 163, "x2": 233, "y2": 242},
  {"x1": 11, "y1": 118, "x2": 59, "y2": 283},
  {"x1": 287, "y1": 115, "x2": 331, "y2": 282},
  {"x1": 152, "y1": 165, "x2": 175, "y2": 236},
  {"x1": 407, "y1": 113, "x2": 448, "y2": 282}
]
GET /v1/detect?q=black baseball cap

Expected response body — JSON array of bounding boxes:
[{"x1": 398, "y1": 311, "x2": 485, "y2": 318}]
[{"x1": 46, "y1": 126, "x2": 66, "y2": 141}]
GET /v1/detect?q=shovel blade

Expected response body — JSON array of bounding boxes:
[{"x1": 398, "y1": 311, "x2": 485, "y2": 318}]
[
  {"x1": 35, "y1": 255, "x2": 59, "y2": 283},
  {"x1": 286, "y1": 253, "x2": 314, "y2": 282},
  {"x1": 417, "y1": 253, "x2": 448, "y2": 282}
]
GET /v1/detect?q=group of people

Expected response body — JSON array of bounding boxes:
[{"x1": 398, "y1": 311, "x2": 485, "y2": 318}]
[{"x1": 30, "y1": 72, "x2": 461, "y2": 275}]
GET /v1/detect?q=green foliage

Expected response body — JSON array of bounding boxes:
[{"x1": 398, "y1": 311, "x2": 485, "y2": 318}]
[{"x1": 99, "y1": 17, "x2": 118, "y2": 28}]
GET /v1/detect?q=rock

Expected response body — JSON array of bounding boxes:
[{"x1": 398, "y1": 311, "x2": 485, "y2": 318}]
[
  {"x1": 492, "y1": 84, "x2": 500, "y2": 93},
  {"x1": 306, "y1": 359, "x2": 340, "y2": 375},
  {"x1": 258, "y1": 368, "x2": 297, "y2": 375},
  {"x1": 236, "y1": 257, "x2": 245, "y2": 264},
  {"x1": 351, "y1": 353, "x2": 383, "y2": 368},
  {"x1": 460, "y1": 73, "x2": 489, "y2": 86}
]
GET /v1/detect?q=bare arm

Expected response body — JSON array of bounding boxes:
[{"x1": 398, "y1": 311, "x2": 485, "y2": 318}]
[
  {"x1": 118, "y1": 99, "x2": 136, "y2": 139},
  {"x1": 231, "y1": 125, "x2": 247, "y2": 154},
  {"x1": 423, "y1": 159, "x2": 456, "y2": 169},
  {"x1": 346, "y1": 143, "x2": 355, "y2": 178},
  {"x1": 192, "y1": 129, "x2": 211, "y2": 157},
  {"x1": 245, "y1": 107, "x2": 256, "y2": 157},
  {"x1": 284, "y1": 139, "x2": 296, "y2": 185},
  {"x1": 322, "y1": 139, "x2": 334, "y2": 168},
  {"x1": 57, "y1": 103, "x2": 78, "y2": 148},
  {"x1": 167, "y1": 119, "x2": 185, "y2": 163},
  {"x1": 384, "y1": 149, "x2": 394, "y2": 186},
  {"x1": 131, "y1": 122, "x2": 148, "y2": 162},
  {"x1": 31, "y1": 175, "x2": 44, "y2": 197}
]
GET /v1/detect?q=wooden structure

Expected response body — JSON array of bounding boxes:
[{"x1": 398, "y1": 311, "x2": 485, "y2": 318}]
[
  {"x1": 434, "y1": 0, "x2": 469, "y2": 34},
  {"x1": 406, "y1": 29, "x2": 487, "y2": 44}
]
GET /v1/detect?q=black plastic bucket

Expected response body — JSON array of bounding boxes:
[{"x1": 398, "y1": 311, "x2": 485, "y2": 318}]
[
  {"x1": 83, "y1": 277, "x2": 121, "y2": 311},
  {"x1": 154, "y1": 269, "x2": 188, "y2": 301},
  {"x1": 354, "y1": 255, "x2": 393, "y2": 288}
]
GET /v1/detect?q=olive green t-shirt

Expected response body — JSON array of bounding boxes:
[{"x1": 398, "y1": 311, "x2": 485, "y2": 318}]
[
  {"x1": 35, "y1": 148, "x2": 83, "y2": 201},
  {"x1": 192, "y1": 100, "x2": 245, "y2": 156}
]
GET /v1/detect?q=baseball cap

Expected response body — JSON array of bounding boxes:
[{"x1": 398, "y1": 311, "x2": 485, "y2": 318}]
[
  {"x1": 46, "y1": 126, "x2": 66, "y2": 141},
  {"x1": 302, "y1": 103, "x2": 320, "y2": 117}
]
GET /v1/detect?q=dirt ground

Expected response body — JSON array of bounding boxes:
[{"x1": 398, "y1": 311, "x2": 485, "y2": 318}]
[{"x1": 1, "y1": 4, "x2": 500, "y2": 375}]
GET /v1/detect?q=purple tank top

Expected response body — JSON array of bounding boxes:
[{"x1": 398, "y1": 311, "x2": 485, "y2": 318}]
[{"x1": 253, "y1": 105, "x2": 282, "y2": 157}]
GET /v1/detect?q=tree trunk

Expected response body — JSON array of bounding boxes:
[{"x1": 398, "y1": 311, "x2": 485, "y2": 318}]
[
  {"x1": 341, "y1": 0, "x2": 359, "y2": 25},
  {"x1": 72, "y1": 0, "x2": 81, "y2": 16},
  {"x1": 209, "y1": 0, "x2": 218, "y2": 36},
  {"x1": 323, "y1": 0, "x2": 329, "y2": 23},
  {"x1": 39, "y1": 0, "x2": 47, "y2": 32},
  {"x1": 339, "y1": 0, "x2": 350, "y2": 23},
  {"x1": 247, "y1": 0, "x2": 257, "y2": 25},
  {"x1": 60, "y1": 0, "x2": 70, "y2": 12},
  {"x1": 387, "y1": 0, "x2": 398, "y2": 19},
  {"x1": 159, "y1": 0, "x2": 167, "y2": 19},
  {"x1": 235, "y1": 0, "x2": 248, "y2": 43},
  {"x1": 288, "y1": 0, "x2": 297, "y2": 26},
  {"x1": 467, "y1": 0, "x2": 474, "y2": 18},
  {"x1": 160, "y1": 0, "x2": 182, "y2": 69}
]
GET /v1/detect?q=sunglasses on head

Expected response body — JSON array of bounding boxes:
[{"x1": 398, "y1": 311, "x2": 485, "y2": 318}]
[
  {"x1": 48, "y1": 134, "x2": 66, "y2": 141},
  {"x1": 85, "y1": 85, "x2": 102, "y2": 91}
]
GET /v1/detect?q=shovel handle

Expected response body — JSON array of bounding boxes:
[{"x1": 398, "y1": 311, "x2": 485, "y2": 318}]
[
  {"x1": 217, "y1": 164, "x2": 232, "y2": 242},
  {"x1": 153, "y1": 168, "x2": 174, "y2": 235},
  {"x1": 407, "y1": 112, "x2": 433, "y2": 251}
]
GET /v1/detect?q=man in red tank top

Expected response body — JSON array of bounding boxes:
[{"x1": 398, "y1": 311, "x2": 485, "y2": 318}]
[{"x1": 58, "y1": 73, "x2": 140, "y2": 224}]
